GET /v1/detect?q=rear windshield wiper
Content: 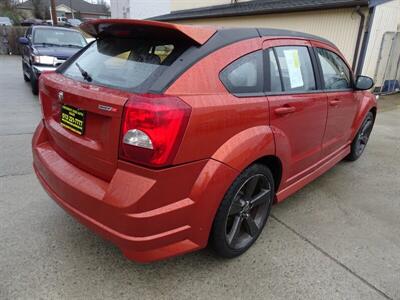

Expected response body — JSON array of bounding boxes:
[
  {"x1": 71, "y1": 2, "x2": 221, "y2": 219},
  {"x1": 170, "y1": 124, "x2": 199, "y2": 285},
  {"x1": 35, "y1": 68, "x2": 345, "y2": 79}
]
[{"x1": 75, "y1": 63, "x2": 92, "y2": 82}]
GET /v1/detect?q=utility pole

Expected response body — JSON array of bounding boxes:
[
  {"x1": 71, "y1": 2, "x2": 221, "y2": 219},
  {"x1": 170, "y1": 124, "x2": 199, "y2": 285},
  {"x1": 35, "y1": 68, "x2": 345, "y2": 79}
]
[
  {"x1": 50, "y1": 0, "x2": 57, "y2": 25},
  {"x1": 69, "y1": 0, "x2": 74, "y2": 19}
]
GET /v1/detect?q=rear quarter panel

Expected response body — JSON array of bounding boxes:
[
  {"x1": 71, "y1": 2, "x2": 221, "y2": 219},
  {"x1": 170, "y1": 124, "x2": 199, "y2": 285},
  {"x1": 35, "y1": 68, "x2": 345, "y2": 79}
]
[{"x1": 166, "y1": 38, "x2": 275, "y2": 171}]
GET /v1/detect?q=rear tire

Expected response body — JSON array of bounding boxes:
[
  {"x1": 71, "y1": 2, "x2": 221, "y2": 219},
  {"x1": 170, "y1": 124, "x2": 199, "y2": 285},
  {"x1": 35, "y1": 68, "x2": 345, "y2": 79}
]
[
  {"x1": 22, "y1": 62, "x2": 30, "y2": 82},
  {"x1": 210, "y1": 164, "x2": 274, "y2": 258},
  {"x1": 346, "y1": 112, "x2": 374, "y2": 161}
]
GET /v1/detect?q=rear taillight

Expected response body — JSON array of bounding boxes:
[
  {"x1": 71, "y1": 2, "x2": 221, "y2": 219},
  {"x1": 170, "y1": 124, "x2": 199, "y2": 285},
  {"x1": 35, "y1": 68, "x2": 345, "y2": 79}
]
[{"x1": 119, "y1": 94, "x2": 191, "y2": 168}]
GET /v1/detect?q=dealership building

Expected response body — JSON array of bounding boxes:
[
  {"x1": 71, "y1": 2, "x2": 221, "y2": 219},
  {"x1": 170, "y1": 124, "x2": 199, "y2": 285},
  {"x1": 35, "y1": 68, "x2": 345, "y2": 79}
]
[{"x1": 152, "y1": 0, "x2": 400, "y2": 92}]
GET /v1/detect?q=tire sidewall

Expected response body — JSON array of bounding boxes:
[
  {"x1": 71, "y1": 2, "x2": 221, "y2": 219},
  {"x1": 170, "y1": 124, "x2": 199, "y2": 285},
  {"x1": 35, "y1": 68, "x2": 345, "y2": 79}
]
[
  {"x1": 210, "y1": 164, "x2": 275, "y2": 258},
  {"x1": 30, "y1": 69, "x2": 38, "y2": 95},
  {"x1": 348, "y1": 111, "x2": 374, "y2": 161}
]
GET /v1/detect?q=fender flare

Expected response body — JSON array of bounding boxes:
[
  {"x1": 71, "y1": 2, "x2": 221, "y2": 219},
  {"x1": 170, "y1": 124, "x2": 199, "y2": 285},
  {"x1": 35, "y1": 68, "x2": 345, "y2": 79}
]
[
  {"x1": 351, "y1": 94, "x2": 377, "y2": 140},
  {"x1": 188, "y1": 126, "x2": 276, "y2": 247},
  {"x1": 211, "y1": 125, "x2": 276, "y2": 172}
]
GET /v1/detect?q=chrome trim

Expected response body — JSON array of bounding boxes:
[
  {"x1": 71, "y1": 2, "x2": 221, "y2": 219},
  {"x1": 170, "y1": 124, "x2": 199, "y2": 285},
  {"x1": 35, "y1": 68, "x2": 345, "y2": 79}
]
[{"x1": 32, "y1": 65, "x2": 58, "y2": 73}]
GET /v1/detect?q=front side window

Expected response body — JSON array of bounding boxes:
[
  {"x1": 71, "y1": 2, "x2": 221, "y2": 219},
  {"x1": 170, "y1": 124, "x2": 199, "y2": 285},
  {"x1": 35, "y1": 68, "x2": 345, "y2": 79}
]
[
  {"x1": 220, "y1": 50, "x2": 263, "y2": 94},
  {"x1": 274, "y1": 46, "x2": 316, "y2": 92},
  {"x1": 33, "y1": 28, "x2": 87, "y2": 47},
  {"x1": 62, "y1": 37, "x2": 189, "y2": 91},
  {"x1": 316, "y1": 48, "x2": 352, "y2": 90}
]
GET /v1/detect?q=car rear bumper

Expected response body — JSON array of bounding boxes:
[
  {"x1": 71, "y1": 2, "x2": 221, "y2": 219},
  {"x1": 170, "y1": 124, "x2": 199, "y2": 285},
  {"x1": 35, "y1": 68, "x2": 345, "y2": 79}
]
[{"x1": 32, "y1": 121, "x2": 238, "y2": 262}]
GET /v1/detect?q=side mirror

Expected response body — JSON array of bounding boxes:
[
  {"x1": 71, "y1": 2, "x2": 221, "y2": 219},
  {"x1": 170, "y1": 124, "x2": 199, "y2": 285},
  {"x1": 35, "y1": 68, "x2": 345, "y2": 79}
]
[
  {"x1": 18, "y1": 37, "x2": 29, "y2": 45},
  {"x1": 355, "y1": 75, "x2": 374, "y2": 90}
]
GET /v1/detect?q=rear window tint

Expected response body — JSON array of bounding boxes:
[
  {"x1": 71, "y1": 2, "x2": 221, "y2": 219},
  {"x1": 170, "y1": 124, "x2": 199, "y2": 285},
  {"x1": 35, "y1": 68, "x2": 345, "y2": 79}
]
[
  {"x1": 62, "y1": 37, "x2": 190, "y2": 91},
  {"x1": 220, "y1": 50, "x2": 263, "y2": 94}
]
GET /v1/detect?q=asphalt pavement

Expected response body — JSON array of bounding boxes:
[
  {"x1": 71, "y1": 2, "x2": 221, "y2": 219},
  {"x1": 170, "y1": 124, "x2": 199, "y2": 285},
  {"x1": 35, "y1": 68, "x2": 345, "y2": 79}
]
[{"x1": 1, "y1": 55, "x2": 399, "y2": 299}]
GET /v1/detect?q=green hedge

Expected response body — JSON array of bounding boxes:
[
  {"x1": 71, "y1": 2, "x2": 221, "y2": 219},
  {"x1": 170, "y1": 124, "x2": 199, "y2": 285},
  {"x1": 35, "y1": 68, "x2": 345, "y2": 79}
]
[{"x1": 0, "y1": 26, "x2": 27, "y2": 55}]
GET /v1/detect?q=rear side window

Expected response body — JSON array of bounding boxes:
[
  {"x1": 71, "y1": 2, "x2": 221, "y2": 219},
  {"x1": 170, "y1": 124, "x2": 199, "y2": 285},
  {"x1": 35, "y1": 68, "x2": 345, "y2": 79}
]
[
  {"x1": 274, "y1": 46, "x2": 316, "y2": 92},
  {"x1": 220, "y1": 51, "x2": 263, "y2": 94},
  {"x1": 62, "y1": 37, "x2": 190, "y2": 91},
  {"x1": 316, "y1": 48, "x2": 352, "y2": 90}
]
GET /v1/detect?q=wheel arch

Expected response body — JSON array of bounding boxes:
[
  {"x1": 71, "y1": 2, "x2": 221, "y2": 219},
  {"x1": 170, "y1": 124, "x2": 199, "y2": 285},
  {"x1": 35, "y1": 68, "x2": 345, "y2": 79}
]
[
  {"x1": 253, "y1": 155, "x2": 283, "y2": 197},
  {"x1": 351, "y1": 93, "x2": 377, "y2": 139}
]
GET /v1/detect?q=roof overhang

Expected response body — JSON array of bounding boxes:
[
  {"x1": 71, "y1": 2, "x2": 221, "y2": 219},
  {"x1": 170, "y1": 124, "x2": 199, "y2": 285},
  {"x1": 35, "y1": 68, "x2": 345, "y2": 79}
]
[
  {"x1": 152, "y1": 0, "x2": 370, "y2": 21},
  {"x1": 369, "y1": 0, "x2": 394, "y2": 6},
  {"x1": 80, "y1": 19, "x2": 216, "y2": 45}
]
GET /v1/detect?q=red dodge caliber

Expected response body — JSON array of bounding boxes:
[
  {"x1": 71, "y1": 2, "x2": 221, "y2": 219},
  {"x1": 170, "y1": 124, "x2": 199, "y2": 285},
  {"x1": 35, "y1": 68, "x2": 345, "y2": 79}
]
[{"x1": 32, "y1": 19, "x2": 377, "y2": 262}]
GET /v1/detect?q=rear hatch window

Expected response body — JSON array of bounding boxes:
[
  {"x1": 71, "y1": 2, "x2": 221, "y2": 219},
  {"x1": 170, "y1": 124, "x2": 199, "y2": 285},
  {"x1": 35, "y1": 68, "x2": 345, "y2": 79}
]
[{"x1": 61, "y1": 37, "x2": 190, "y2": 92}]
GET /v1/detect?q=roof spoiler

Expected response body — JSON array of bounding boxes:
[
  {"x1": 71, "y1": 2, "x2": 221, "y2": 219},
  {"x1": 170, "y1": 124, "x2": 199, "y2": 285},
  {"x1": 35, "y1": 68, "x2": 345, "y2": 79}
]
[{"x1": 80, "y1": 19, "x2": 217, "y2": 45}]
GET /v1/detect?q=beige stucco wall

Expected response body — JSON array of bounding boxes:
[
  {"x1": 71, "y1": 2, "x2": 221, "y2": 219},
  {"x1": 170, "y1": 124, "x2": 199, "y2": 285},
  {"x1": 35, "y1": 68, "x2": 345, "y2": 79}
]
[
  {"x1": 362, "y1": 0, "x2": 400, "y2": 84},
  {"x1": 172, "y1": 8, "x2": 367, "y2": 65},
  {"x1": 171, "y1": 0, "x2": 250, "y2": 11}
]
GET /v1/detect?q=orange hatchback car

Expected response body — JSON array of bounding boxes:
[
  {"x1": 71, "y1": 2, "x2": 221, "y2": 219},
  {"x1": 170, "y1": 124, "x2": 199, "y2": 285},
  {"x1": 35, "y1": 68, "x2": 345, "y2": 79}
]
[{"x1": 33, "y1": 19, "x2": 377, "y2": 262}]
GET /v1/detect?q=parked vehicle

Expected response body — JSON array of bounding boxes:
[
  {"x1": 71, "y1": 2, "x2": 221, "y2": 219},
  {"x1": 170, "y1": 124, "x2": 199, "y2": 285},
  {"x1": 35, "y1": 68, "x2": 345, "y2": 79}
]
[
  {"x1": 0, "y1": 17, "x2": 13, "y2": 26},
  {"x1": 67, "y1": 18, "x2": 82, "y2": 27},
  {"x1": 18, "y1": 25, "x2": 87, "y2": 94},
  {"x1": 20, "y1": 19, "x2": 46, "y2": 26},
  {"x1": 32, "y1": 19, "x2": 377, "y2": 263},
  {"x1": 46, "y1": 17, "x2": 70, "y2": 26}
]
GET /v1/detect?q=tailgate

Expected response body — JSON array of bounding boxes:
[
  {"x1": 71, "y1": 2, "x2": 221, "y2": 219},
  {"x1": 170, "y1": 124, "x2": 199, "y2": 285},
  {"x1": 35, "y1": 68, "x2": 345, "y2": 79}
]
[{"x1": 39, "y1": 72, "x2": 129, "y2": 181}]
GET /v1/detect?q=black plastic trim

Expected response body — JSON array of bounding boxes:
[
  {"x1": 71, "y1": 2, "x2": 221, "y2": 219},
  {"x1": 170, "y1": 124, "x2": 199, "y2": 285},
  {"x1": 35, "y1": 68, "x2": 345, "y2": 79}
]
[
  {"x1": 56, "y1": 40, "x2": 96, "y2": 74},
  {"x1": 232, "y1": 92, "x2": 265, "y2": 98},
  {"x1": 265, "y1": 90, "x2": 326, "y2": 97},
  {"x1": 271, "y1": 47, "x2": 285, "y2": 92},
  {"x1": 308, "y1": 46, "x2": 324, "y2": 90},
  {"x1": 257, "y1": 28, "x2": 335, "y2": 47},
  {"x1": 148, "y1": 28, "x2": 260, "y2": 93}
]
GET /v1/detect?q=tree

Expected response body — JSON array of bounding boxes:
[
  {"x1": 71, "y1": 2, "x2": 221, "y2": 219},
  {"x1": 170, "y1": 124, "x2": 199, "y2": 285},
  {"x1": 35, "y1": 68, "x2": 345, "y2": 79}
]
[
  {"x1": 31, "y1": 0, "x2": 46, "y2": 19},
  {"x1": 98, "y1": 0, "x2": 110, "y2": 15},
  {"x1": 0, "y1": 0, "x2": 25, "y2": 25}
]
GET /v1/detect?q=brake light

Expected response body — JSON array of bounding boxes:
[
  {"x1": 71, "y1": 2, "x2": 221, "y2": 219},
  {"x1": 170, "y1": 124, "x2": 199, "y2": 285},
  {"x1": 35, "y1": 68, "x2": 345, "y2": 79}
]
[{"x1": 119, "y1": 94, "x2": 191, "y2": 168}]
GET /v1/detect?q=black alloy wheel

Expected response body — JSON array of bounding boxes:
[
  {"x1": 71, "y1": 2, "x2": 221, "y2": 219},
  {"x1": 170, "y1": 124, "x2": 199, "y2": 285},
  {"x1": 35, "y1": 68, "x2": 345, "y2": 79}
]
[
  {"x1": 211, "y1": 164, "x2": 274, "y2": 258},
  {"x1": 347, "y1": 112, "x2": 374, "y2": 161}
]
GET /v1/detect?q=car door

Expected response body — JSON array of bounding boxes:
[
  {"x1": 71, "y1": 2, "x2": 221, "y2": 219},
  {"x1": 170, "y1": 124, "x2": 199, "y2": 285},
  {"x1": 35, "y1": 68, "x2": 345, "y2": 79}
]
[
  {"x1": 312, "y1": 43, "x2": 358, "y2": 156},
  {"x1": 263, "y1": 39, "x2": 328, "y2": 188}
]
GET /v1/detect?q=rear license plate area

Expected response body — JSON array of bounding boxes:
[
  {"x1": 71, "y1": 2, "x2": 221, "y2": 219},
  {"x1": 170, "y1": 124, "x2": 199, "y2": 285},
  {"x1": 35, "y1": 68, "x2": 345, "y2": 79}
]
[{"x1": 60, "y1": 104, "x2": 86, "y2": 135}]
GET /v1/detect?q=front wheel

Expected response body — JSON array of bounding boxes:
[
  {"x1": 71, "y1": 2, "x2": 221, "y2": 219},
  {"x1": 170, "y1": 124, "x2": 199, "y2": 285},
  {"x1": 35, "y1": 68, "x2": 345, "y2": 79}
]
[
  {"x1": 23, "y1": 63, "x2": 30, "y2": 82},
  {"x1": 346, "y1": 112, "x2": 374, "y2": 161},
  {"x1": 210, "y1": 164, "x2": 274, "y2": 258},
  {"x1": 30, "y1": 70, "x2": 38, "y2": 95}
]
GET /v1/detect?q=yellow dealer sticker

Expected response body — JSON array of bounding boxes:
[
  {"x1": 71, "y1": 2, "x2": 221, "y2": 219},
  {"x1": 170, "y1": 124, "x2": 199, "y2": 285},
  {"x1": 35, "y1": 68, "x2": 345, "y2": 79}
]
[{"x1": 60, "y1": 105, "x2": 86, "y2": 135}]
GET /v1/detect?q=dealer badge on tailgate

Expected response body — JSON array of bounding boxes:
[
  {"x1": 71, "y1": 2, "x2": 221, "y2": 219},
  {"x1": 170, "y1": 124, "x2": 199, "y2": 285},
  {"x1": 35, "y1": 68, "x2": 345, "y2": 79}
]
[{"x1": 60, "y1": 104, "x2": 86, "y2": 135}]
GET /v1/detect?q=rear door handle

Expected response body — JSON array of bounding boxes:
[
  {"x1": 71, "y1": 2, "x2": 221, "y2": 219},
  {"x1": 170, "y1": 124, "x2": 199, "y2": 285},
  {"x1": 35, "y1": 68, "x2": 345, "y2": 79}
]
[
  {"x1": 329, "y1": 99, "x2": 341, "y2": 106},
  {"x1": 274, "y1": 106, "x2": 296, "y2": 115}
]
